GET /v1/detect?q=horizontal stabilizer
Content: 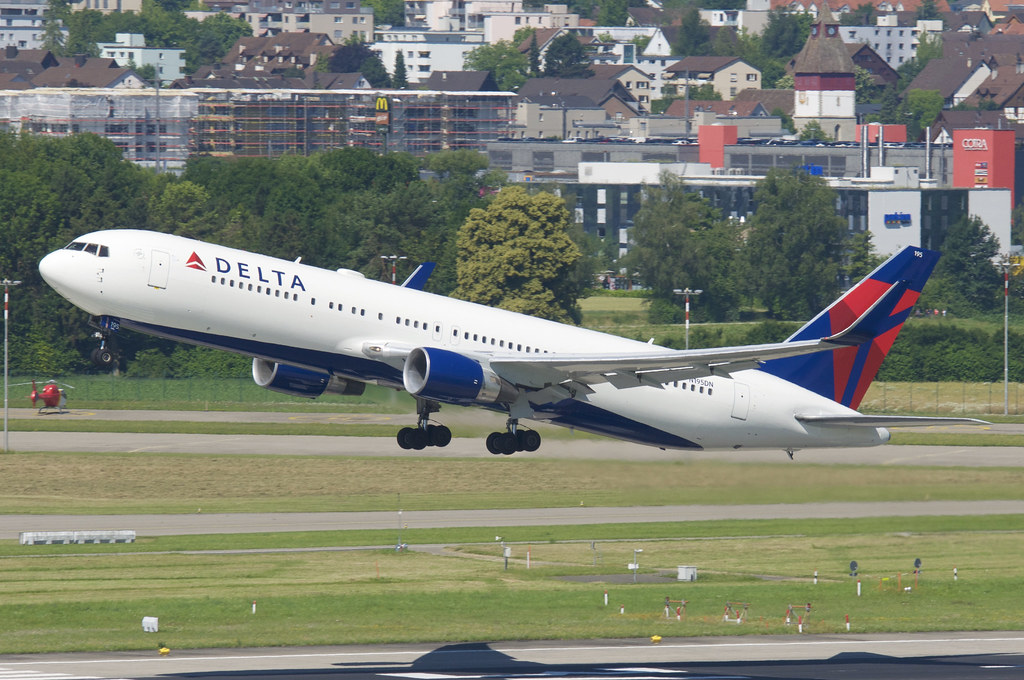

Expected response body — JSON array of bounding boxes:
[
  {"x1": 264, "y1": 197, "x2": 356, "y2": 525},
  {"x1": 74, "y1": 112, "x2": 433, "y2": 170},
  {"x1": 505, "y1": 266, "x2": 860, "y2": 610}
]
[{"x1": 796, "y1": 414, "x2": 989, "y2": 427}]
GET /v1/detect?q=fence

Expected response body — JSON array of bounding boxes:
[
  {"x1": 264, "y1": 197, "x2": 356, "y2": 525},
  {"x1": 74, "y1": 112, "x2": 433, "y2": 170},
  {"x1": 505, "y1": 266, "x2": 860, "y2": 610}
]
[
  {"x1": 862, "y1": 382, "x2": 1023, "y2": 416},
  {"x1": 11, "y1": 376, "x2": 1023, "y2": 414}
]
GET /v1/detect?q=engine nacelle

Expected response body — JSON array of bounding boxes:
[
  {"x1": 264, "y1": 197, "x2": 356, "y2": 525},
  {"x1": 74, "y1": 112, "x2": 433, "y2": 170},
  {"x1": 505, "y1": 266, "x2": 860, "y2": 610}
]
[
  {"x1": 403, "y1": 347, "x2": 517, "y2": 404},
  {"x1": 252, "y1": 358, "x2": 365, "y2": 399}
]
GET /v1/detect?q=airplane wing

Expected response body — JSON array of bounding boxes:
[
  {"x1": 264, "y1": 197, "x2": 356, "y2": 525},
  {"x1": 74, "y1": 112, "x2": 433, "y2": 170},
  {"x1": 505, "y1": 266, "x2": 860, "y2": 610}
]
[
  {"x1": 489, "y1": 336, "x2": 844, "y2": 390},
  {"x1": 795, "y1": 414, "x2": 989, "y2": 427},
  {"x1": 489, "y1": 289, "x2": 891, "y2": 390}
]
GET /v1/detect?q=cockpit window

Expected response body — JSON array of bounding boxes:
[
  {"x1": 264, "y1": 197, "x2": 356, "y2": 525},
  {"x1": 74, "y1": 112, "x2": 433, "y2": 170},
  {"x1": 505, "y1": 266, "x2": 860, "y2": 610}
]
[{"x1": 64, "y1": 241, "x2": 109, "y2": 257}]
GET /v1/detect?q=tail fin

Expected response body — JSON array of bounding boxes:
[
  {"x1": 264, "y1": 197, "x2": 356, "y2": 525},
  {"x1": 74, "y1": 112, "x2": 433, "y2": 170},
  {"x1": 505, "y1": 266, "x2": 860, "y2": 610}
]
[{"x1": 760, "y1": 246, "x2": 939, "y2": 409}]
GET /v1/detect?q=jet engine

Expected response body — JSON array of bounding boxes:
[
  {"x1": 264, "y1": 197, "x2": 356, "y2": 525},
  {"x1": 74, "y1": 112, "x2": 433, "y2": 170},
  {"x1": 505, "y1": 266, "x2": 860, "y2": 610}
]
[
  {"x1": 252, "y1": 358, "x2": 365, "y2": 398},
  {"x1": 403, "y1": 347, "x2": 517, "y2": 404}
]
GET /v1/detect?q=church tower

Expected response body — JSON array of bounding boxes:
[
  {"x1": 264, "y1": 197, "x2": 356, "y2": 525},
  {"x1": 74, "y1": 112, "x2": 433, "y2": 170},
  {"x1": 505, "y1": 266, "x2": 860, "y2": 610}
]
[{"x1": 792, "y1": 4, "x2": 856, "y2": 141}]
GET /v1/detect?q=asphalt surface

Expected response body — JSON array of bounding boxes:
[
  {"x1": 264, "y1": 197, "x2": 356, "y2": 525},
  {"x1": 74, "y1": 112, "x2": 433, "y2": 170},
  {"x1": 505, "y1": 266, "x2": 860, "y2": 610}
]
[
  {"x1": 4, "y1": 407, "x2": 1023, "y2": 466},
  {"x1": 0, "y1": 634, "x2": 1022, "y2": 679}
]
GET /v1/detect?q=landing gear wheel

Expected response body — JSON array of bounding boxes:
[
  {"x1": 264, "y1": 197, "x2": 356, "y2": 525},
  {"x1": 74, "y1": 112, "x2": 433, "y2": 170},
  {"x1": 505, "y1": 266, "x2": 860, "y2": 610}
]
[
  {"x1": 397, "y1": 427, "x2": 415, "y2": 450},
  {"x1": 91, "y1": 346, "x2": 115, "y2": 368},
  {"x1": 427, "y1": 424, "x2": 452, "y2": 447},
  {"x1": 486, "y1": 432, "x2": 502, "y2": 455},
  {"x1": 517, "y1": 429, "x2": 541, "y2": 452},
  {"x1": 407, "y1": 428, "x2": 429, "y2": 450},
  {"x1": 496, "y1": 432, "x2": 518, "y2": 455}
]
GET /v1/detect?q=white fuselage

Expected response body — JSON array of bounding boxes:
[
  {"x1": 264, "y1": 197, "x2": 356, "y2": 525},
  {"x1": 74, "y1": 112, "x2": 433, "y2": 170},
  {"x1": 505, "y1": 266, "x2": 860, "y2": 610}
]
[{"x1": 39, "y1": 229, "x2": 887, "y2": 451}]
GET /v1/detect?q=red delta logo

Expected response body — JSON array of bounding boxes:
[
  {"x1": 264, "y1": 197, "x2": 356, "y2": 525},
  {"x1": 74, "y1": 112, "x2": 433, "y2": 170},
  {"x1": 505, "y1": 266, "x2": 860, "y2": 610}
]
[{"x1": 186, "y1": 252, "x2": 206, "y2": 271}]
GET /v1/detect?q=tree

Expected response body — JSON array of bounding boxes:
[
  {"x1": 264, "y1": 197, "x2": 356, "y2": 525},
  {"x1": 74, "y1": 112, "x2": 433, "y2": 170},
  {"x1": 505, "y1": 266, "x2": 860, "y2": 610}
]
[
  {"x1": 463, "y1": 41, "x2": 529, "y2": 91},
  {"x1": 900, "y1": 88, "x2": 943, "y2": 141},
  {"x1": 743, "y1": 169, "x2": 847, "y2": 319},
  {"x1": 624, "y1": 174, "x2": 743, "y2": 322},
  {"x1": 840, "y1": 3, "x2": 876, "y2": 25},
  {"x1": 328, "y1": 40, "x2": 375, "y2": 73},
  {"x1": 920, "y1": 216, "x2": 1002, "y2": 315},
  {"x1": 42, "y1": 0, "x2": 67, "y2": 56},
  {"x1": 798, "y1": 119, "x2": 831, "y2": 141},
  {"x1": 361, "y1": 0, "x2": 404, "y2": 26},
  {"x1": 528, "y1": 33, "x2": 541, "y2": 77},
  {"x1": 761, "y1": 9, "x2": 812, "y2": 59},
  {"x1": 454, "y1": 186, "x2": 584, "y2": 323},
  {"x1": 542, "y1": 32, "x2": 593, "y2": 78},
  {"x1": 360, "y1": 53, "x2": 391, "y2": 88},
  {"x1": 392, "y1": 51, "x2": 408, "y2": 89},
  {"x1": 672, "y1": 7, "x2": 711, "y2": 57},
  {"x1": 845, "y1": 230, "x2": 884, "y2": 283},
  {"x1": 596, "y1": 0, "x2": 628, "y2": 27},
  {"x1": 916, "y1": 0, "x2": 941, "y2": 21}
]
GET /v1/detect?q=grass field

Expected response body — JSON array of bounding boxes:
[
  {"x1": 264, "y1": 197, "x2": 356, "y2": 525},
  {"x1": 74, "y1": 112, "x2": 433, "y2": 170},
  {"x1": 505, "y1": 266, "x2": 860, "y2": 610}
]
[
  {"x1": 0, "y1": 454, "x2": 1022, "y2": 515},
  {"x1": 1, "y1": 515, "x2": 1021, "y2": 653}
]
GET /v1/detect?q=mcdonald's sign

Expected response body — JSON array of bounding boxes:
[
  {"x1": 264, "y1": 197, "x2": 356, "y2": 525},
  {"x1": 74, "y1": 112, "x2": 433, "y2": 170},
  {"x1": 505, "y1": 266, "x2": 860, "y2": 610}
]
[{"x1": 375, "y1": 96, "x2": 390, "y2": 130}]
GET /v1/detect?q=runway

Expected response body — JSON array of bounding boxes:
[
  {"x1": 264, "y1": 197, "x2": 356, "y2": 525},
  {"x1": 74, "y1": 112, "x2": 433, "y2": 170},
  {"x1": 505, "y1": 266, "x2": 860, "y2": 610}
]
[{"x1": 0, "y1": 633, "x2": 1022, "y2": 679}]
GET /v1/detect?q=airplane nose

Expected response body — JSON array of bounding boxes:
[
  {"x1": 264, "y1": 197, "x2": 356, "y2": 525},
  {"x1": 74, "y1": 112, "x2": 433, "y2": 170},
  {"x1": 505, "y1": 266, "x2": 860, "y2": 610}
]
[{"x1": 38, "y1": 250, "x2": 68, "y2": 293}]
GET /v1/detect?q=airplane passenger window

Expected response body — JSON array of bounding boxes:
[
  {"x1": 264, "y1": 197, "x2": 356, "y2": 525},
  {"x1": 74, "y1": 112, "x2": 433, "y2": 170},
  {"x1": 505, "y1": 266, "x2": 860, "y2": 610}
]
[
  {"x1": 284, "y1": 292, "x2": 290, "y2": 300},
  {"x1": 414, "y1": 321, "x2": 419, "y2": 328},
  {"x1": 517, "y1": 344, "x2": 522, "y2": 351},
  {"x1": 248, "y1": 284, "x2": 253, "y2": 291},
  {"x1": 220, "y1": 277, "x2": 226, "y2": 284},
  {"x1": 708, "y1": 389, "x2": 713, "y2": 396},
  {"x1": 310, "y1": 298, "x2": 315, "y2": 305},
  {"x1": 473, "y1": 334, "x2": 478, "y2": 341},
  {"x1": 329, "y1": 302, "x2": 334, "y2": 309},
  {"x1": 396, "y1": 317, "x2": 401, "y2": 324},
  {"x1": 500, "y1": 341, "x2": 505, "y2": 348},
  {"x1": 378, "y1": 313, "x2": 383, "y2": 320},
  {"x1": 361, "y1": 309, "x2": 365, "y2": 316},
  {"x1": 275, "y1": 290, "x2": 280, "y2": 297},
  {"x1": 210, "y1": 276, "x2": 216, "y2": 283},
  {"x1": 230, "y1": 280, "x2": 235, "y2": 287}
]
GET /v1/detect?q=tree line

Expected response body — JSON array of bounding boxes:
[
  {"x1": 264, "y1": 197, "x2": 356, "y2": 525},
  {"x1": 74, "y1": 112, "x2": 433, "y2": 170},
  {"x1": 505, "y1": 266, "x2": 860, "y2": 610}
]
[{"x1": 0, "y1": 132, "x2": 1018, "y2": 380}]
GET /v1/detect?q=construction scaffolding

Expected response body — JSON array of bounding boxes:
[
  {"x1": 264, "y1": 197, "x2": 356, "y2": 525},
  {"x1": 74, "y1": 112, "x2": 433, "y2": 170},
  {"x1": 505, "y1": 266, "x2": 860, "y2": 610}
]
[
  {"x1": 192, "y1": 89, "x2": 515, "y2": 157},
  {"x1": 0, "y1": 88, "x2": 196, "y2": 170},
  {"x1": 0, "y1": 87, "x2": 514, "y2": 165}
]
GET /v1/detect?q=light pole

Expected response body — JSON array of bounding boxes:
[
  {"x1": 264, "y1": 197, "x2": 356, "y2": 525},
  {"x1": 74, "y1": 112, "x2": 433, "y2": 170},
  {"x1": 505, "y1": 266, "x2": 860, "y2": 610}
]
[
  {"x1": 380, "y1": 255, "x2": 407, "y2": 285},
  {"x1": 3, "y1": 278, "x2": 22, "y2": 453},
  {"x1": 673, "y1": 287, "x2": 703, "y2": 350},
  {"x1": 998, "y1": 257, "x2": 1020, "y2": 415},
  {"x1": 632, "y1": 548, "x2": 643, "y2": 584}
]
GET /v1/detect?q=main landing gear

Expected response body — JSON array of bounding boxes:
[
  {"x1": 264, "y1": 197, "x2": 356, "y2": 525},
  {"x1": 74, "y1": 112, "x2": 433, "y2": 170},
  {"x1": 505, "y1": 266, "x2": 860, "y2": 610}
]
[
  {"x1": 396, "y1": 398, "x2": 452, "y2": 450},
  {"x1": 485, "y1": 418, "x2": 541, "y2": 455}
]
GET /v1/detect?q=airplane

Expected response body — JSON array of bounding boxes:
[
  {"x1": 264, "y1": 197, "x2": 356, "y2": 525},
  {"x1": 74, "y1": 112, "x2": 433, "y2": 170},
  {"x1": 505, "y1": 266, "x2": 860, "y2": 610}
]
[{"x1": 38, "y1": 230, "x2": 982, "y2": 456}]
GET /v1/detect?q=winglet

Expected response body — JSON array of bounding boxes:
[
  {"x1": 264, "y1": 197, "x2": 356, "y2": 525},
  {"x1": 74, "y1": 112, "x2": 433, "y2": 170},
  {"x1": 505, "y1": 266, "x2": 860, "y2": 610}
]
[{"x1": 401, "y1": 262, "x2": 436, "y2": 290}]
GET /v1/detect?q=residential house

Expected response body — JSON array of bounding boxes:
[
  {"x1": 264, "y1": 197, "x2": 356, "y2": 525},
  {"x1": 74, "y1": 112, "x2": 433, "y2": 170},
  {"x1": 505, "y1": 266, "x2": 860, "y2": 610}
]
[
  {"x1": 0, "y1": 46, "x2": 59, "y2": 81},
  {"x1": 734, "y1": 87, "x2": 796, "y2": 116},
  {"x1": 374, "y1": 28, "x2": 485, "y2": 85},
  {"x1": 422, "y1": 70, "x2": 501, "y2": 91},
  {"x1": 221, "y1": 33, "x2": 335, "y2": 75},
  {"x1": 0, "y1": 0, "x2": 57, "y2": 50},
  {"x1": 69, "y1": 0, "x2": 142, "y2": 13},
  {"x1": 664, "y1": 56, "x2": 761, "y2": 101},
  {"x1": 847, "y1": 42, "x2": 899, "y2": 87},
  {"x1": 241, "y1": 0, "x2": 372, "y2": 39},
  {"x1": 483, "y1": 3, "x2": 580, "y2": 43},
  {"x1": 516, "y1": 76, "x2": 643, "y2": 138},
  {"x1": 99, "y1": 33, "x2": 186, "y2": 85},
  {"x1": 928, "y1": 109, "x2": 1023, "y2": 144},
  {"x1": 965, "y1": 58, "x2": 1024, "y2": 121},
  {"x1": 840, "y1": 16, "x2": 921, "y2": 68},
  {"x1": 905, "y1": 56, "x2": 992, "y2": 107},
  {"x1": 589, "y1": 64, "x2": 653, "y2": 109},
  {"x1": 31, "y1": 56, "x2": 144, "y2": 88}
]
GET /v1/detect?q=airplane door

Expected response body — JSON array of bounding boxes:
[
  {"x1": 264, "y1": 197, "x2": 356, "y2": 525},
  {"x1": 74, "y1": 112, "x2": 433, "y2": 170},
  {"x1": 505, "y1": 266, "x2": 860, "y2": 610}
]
[
  {"x1": 148, "y1": 250, "x2": 169, "y2": 289},
  {"x1": 731, "y1": 382, "x2": 749, "y2": 420}
]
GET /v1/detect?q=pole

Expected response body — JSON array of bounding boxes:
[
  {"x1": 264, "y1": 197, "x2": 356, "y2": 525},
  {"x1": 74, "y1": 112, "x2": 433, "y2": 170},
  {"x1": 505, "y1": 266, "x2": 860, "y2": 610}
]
[
  {"x1": 381, "y1": 255, "x2": 407, "y2": 284},
  {"x1": 673, "y1": 288, "x2": 703, "y2": 350},
  {"x1": 999, "y1": 258, "x2": 1019, "y2": 415},
  {"x1": 3, "y1": 279, "x2": 22, "y2": 453}
]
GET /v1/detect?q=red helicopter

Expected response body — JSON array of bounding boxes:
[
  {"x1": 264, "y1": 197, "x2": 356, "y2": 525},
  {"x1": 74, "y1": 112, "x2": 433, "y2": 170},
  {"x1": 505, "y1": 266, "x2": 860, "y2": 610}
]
[{"x1": 28, "y1": 380, "x2": 73, "y2": 413}]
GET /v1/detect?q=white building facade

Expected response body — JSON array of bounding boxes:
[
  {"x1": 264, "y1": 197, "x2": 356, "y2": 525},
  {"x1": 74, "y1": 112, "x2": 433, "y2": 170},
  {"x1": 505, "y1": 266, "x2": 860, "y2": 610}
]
[{"x1": 99, "y1": 33, "x2": 186, "y2": 85}]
